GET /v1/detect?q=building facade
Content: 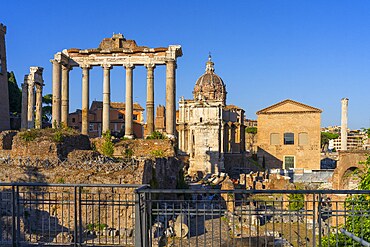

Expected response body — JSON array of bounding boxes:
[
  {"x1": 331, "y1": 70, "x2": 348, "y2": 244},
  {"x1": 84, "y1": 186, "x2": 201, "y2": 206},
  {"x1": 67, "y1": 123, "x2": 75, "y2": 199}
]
[
  {"x1": 177, "y1": 57, "x2": 245, "y2": 176},
  {"x1": 68, "y1": 101, "x2": 144, "y2": 138},
  {"x1": 0, "y1": 23, "x2": 10, "y2": 131},
  {"x1": 256, "y1": 99, "x2": 322, "y2": 170}
]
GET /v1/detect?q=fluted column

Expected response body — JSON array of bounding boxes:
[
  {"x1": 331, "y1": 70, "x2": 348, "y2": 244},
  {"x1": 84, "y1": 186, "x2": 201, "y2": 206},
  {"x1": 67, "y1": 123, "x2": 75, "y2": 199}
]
[
  {"x1": 124, "y1": 64, "x2": 135, "y2": 139},
  {"x1": 21, "y1": 78, "x2": 28, "y2": 129},
  {"x1": 145, "y1": 63, "x2": 155, "y2": 136},
  {"x1": 102, "y1": 64, "x2": 112, "y2": 134},
  {"x1": 27, "y1": 80, "x2": 35, "y2": 129},
  {"x1": 61, "y1": 64, "x2": 72, "y2": 127},
  {"x1": 35, "y1": 83, "x2": 43, "y2": 129},
  {"x1": 165, "y1": 60, "x2": 176, "y2": 139},
  {"x1": 51, "y1": 59, "x2": 61, "y2": 128},
  {"x1": 81, "y1": 64, "x2": 91, "y2": 135}
]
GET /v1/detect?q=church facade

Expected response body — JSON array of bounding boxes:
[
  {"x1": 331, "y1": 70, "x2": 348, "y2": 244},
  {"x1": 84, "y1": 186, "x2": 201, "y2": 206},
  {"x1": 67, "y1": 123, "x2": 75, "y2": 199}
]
[{"x1": 177, "y1": 57, "x2": 245, "y2": 176}]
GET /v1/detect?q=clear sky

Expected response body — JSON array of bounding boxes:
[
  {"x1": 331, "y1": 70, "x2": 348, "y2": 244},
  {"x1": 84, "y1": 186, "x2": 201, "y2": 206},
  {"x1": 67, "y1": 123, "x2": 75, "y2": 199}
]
[{"x1": 2, "y1": 0, "x2": 370, "y2": 129}]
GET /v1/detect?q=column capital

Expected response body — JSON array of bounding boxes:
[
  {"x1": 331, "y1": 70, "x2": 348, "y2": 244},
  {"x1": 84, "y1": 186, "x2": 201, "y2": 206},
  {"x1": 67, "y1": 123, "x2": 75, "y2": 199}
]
[
  {"x1": 50, "y1": 59, "x2": 60, "y2": 65},
  {"x1": 145, "y1": 63, "x2": 156, "y2": 69},
  {"x1": 80, "y1": 64, "x2": 91, "y2": 70},
  {"x1": 124, "y1": 63, "x2": 135, "y2": 69},
  {"x1": 62, "y1": 64, "x2": 73, "y2": 71},
  {"x1": 102, "y1": 64, "x2": 112, "y2": 70},
  {"x1": 35, "y1": 82, "x2": 44, "y2": 90}
]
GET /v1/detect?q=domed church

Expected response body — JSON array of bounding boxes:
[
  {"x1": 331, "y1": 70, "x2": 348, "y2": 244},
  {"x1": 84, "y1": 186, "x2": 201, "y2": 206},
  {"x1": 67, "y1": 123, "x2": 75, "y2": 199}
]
[{"x1": 178, "y1": 56, "x2": 245, "y2": 177}]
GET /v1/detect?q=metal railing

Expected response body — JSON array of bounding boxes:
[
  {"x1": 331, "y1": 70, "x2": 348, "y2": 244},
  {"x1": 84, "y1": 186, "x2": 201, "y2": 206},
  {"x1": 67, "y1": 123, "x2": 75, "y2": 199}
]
[
  {"x1": 0, "y1": 182, "x2": 146, "y2": 246},
  {"x1": 1, "y1": 183, "x2": 370, "y2": 246}
]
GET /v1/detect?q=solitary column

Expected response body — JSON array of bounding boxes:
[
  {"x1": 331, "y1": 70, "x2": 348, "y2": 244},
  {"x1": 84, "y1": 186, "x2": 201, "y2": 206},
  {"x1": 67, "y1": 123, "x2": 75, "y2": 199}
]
[
  {"x1": 341, "y1": 98, "x2": 349, "y2": 151},
  {"x1": 102, "y1": 64, "x2": 112, "y2": 134},
  {"x1": 27, "y1": 81, "x2": 35, "y2": 129},
  {"x1": 21, "y1": 78, "x2": 28, "y2": 129},
  {"x1": 61, "y1": 64, "x2": 72, "y2": 127},
  {"x1": 145, "y1": 63, "x2": 155, "y2": 136},
  {"x1": 51, "y1": 59, "x2": 61, "y2": 128},
  {"x1": 124, "y1": 64, "x2": 135, "y2": 139},
  {"x1": 81, "y1": 64, "x2": 91, "y2": 135},
  {"x1": 35, "y1": 83, "x2": 43, "y2": 129},
  {"x1": 165, "y1": 59, "x2": 176, "y2": 139}
]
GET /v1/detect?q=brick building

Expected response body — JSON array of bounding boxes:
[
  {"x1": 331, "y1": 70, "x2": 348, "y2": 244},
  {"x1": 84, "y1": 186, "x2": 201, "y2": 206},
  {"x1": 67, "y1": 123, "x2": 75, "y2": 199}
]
[
  {"x1": 256, "y1": 99, "x2": 322, "y2": 170},
  {"x1": 68, "y1": 101, "x2": 144, "y2": 138}
]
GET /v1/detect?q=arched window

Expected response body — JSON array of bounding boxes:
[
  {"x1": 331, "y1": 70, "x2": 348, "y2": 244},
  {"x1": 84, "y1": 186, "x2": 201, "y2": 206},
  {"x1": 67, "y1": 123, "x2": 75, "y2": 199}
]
[
  {"x1": 270, "y1": 133, "x2": 280, "y2": 145},
  {"x1": 284, "y1": 132, "x2": 294, "y2": 145}
]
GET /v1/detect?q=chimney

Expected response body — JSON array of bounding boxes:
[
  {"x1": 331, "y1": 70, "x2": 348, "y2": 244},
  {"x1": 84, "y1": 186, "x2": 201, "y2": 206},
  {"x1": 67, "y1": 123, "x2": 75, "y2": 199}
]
[{"x1": 341, "y1": 98, "x2": 349, "y2": 150}]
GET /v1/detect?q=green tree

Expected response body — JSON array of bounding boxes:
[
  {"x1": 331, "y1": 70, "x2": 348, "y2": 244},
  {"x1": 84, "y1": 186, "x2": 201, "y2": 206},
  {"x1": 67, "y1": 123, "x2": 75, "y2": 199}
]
[
  {"x1": 42, "y1": 94, "x2": 52, "y2": 123},
  {"x1": 7, "y1": 71, "x2": 21, "y2": 114},
  {"x1": 321, "y1": 132, "x2": 339, "y2": 151}
]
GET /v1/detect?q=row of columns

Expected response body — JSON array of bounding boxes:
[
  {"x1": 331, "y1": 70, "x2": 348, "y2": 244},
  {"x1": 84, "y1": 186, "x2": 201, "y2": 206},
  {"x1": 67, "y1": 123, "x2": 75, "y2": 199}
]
[
  {"x1": 51, "y1": 59, "x2": 177, "y2": 139},
  {"x1": 21, "y1": 67, "x2": 44, "y2": 129}
]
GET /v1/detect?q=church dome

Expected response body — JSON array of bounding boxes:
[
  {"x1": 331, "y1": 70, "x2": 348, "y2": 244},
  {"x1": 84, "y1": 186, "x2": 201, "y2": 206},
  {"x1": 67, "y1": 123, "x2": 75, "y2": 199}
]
[{"x1": 193, "y1": 56, "x2": 227, "y2": 104}]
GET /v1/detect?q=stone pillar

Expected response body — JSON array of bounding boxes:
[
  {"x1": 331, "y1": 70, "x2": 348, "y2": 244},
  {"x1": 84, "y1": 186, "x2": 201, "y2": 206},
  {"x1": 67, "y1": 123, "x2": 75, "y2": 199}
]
[
  {"x1": 27, "y1": 80, "x2": 35, "y2": 129},
  {"x1": 61, "y1": 64, "x2": 72, "y2": 127},
  {"x1": 35, "y1": 83, "x2": 43, "y2": 129},
  {"x1": 341, "y1": 98, "x2": 349, "y2": 151},
  {"x1": 51, "y1": 59, "x2": 61, "y2": 128},
  {"x1": 102, "y1": 64, "x2": 112, "y2": 134},
  {"x1": 145, "y1": 63, "x2": 155, "y2": 136},
  {"x1": 165, "y1": 60, "x2": 176, "y2": 139},
  {"x1": 81, "y1": 64, "x2": 91, "y2": 135},
  {"x1": 21, "y1": 78, "x2": 28, "y2": 129},
  {"x1": 124, "y1": 64, "x2": 135, "y2": 139}
]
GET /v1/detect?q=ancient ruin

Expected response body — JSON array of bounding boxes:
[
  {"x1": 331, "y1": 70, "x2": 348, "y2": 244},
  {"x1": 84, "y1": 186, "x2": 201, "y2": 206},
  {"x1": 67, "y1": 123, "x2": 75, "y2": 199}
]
[
  {"x1": 50, "y1": 34, "x2": 182, "y2": 139},
  {"x1": 0, "y1": 23, "x2": 10, "y2": 131},
  {"x1": 21, "y1": 67, "x2": 44, "y2": 129}
]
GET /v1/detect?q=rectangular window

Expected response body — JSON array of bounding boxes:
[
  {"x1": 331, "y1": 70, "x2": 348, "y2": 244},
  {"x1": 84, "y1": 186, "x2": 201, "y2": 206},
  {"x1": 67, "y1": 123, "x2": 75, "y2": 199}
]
[
  {"x1": 133, "y1": 114, "x2": 138, "y2": 121},
  {"x1": 298, "y1": 132, "x2": 308, "y2": 145},
  {"x1": 72, "y1": 118, "x2": 76, "y2": 123},
  {"x1": 284, "y1": 156, "x2": 295, "y2": 169},
  {"x1": 270, "y1": 133, "x2": 280, "y2": 145},
  {"x1": 89, "y1": 123, "x2": 94, "y2": 132},
  {"x1": 284, "y1": 132, "x2": 294, "y2": 145}
]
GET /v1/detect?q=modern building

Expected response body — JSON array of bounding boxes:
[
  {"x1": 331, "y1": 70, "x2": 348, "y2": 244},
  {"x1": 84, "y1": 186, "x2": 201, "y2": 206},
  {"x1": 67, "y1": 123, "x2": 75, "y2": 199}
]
[
  {"x1": 0, "y1": 23, "x2": 10, "y2": 131},
  {"x1": 177, "y1": 56, "x2": 245, "y2": 176},
  {"x1": 68, "y1": 101, "x2": 144, "y2": 138},
  {"x1": 256, "y1": 99, "x2": 322, "y2": 170}
]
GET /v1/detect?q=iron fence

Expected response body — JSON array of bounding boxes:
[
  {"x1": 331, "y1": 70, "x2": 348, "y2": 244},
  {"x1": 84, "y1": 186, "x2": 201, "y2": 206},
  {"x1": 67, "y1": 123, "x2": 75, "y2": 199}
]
[{"x1": 1, "y1": 183, "x2": 370, "y2": 246}]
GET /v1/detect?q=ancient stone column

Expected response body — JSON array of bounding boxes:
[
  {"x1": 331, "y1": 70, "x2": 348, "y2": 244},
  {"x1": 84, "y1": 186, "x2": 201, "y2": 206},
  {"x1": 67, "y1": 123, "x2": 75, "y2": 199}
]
[
  {"x1": 124, "y1": 64, "x2": 135, "y2": 139},
  {"x1": 21, "y1": 79, "x2": 28, "y2": 129},
  {"x1": 61, "y1": 64, "x2": 72, "y2": 127},
  {"x1": 341, "y1": 98, "x2": 349, "y2": 151},
  {"x1": 145, "y1": 63, "x2": 155, "y2": 136},
  {"x1": 51, "y1": 59, "x2": 61, "y2": 128},
  {"x1": 102, "y1": 64, "x2": 112, "y2": 134},
  {"x1": 27, "y1": 80, "x2": 35, "y2": 129},
  {"x1": 35, "y1": 83, "x2": 43, "y2": 129},
  {"x1": 165, "y1": 60, "x2": 176, "y2": 139},
  {"x1": 81, "y1": 64, "x2": 91, "y2": 135}
]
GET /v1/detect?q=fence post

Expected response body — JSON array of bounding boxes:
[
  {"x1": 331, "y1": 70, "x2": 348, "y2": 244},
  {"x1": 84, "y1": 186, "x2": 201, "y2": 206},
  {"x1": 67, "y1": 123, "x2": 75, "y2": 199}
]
[
  {"x1": 15, "y1": 186, "x2": 20, "y2": 246},
  {"x1": 11, "y1": 185, "x2": 16, "y2": 247},
  {"x1": 318, "y1": 193, "x2": 322, "y2": 247},
  {"x1": 135, "y1": 192, "x2": 143, "y2": 247},
  {"x1": 78, "y1": 186, "x2": 83, "y2": 245},
  {"x1": 74, "y1": 186, "x2": 78, "y2": 247}
]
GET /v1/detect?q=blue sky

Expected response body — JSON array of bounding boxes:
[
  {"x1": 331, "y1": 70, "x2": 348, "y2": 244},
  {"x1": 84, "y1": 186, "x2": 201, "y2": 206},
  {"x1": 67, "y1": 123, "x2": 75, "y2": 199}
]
[{"x1": 2, "y1": 0, "x2": 370, "y2": 129}]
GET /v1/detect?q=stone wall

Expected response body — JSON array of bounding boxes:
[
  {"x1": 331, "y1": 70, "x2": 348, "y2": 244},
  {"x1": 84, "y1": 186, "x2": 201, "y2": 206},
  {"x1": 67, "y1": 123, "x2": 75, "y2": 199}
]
[{"x1": 0, "y1": 130, "x2": 17, "y2": 150}]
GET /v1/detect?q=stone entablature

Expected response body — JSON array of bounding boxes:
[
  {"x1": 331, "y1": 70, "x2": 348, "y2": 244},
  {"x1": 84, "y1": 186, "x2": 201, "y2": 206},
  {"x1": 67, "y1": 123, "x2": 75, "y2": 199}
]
[{"x1": 51, "y1": 34, "x2": 182, "y2": 139}]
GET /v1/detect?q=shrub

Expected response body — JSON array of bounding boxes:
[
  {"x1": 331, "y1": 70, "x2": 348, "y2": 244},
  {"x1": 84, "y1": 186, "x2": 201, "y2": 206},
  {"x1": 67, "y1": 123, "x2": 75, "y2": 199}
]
[
  {"x1": 101, "y1": 131, "x2": 114, "y2": 157},
  {"x1": 151, "y1": 149, "x2": 164, "y2": 158},
  {"x1": 287, "y1": 193, "x2": 304, "y2": 211},
  {"x1": 123, "y1": 148, "x2": 134, "y2": 158},
  {"x1": 52, "y1": 130, "x2": 64, "y2": 143},
  {"x1": 146, "y1": 131, "x2": 167, "y2": 140},
  {"x1": 19, "y1": 129, "x2": 41, "y2": 142}
]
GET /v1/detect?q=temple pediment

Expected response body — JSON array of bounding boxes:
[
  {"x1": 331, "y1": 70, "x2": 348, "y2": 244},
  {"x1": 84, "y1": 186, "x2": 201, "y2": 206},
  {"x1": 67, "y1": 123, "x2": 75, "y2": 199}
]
[{"x1": 257, "y1": 99, "x2": 322, "y2": 115}]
